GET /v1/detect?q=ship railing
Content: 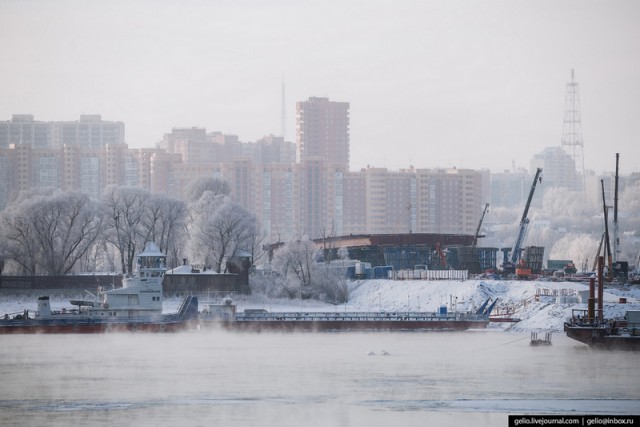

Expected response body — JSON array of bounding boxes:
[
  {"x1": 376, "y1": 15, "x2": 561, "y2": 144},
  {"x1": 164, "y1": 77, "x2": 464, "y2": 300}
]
[
  {"x1": 236, "y1": 311, "x2": 487, "y2": 322},
  {"x1": 567, "y1": 308, "x2": 605, "y2": 326}
]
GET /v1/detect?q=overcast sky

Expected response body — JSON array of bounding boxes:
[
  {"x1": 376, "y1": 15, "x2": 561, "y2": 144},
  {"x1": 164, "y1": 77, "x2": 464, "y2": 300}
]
[{"x1": 1, "y1": 0, "x2": 639, "y2": 174}]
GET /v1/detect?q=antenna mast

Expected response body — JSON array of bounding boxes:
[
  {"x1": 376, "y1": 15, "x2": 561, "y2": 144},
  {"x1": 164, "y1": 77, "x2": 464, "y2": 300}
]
[
  {"x1": 561, "y1": 69, "x2": 586, "y2": 195},
  {"x1": 281, "y1": 75, "x2": 286, "y2": 140}
]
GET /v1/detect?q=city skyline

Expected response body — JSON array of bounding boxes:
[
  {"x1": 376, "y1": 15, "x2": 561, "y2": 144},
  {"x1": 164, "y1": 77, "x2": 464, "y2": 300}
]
[{"x1": 1, "y1": 1, "x2": 639, "y2": 175}]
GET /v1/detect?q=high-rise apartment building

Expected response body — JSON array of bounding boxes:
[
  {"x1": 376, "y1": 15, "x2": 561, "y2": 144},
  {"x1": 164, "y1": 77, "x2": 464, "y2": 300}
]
[
  {"x1": 412, "y1": 168, "x2": 482, "y2": 235},
  {"x1": 531, "y1": 147, "x2": 578, "y2": 191},
  {"x1": 0, "y1": 114, "x2": 124, "y2": 149},
  {"x1": 296, "y1": 97, "x2": 350, "y2": 167},
  {"x1": 490, "y1": 169, "x2": 532, "y2": 208}
]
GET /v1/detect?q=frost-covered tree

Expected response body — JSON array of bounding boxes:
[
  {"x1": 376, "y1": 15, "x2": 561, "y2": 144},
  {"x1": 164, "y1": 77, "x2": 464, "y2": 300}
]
[
  {"x1": 188, "y1": 190, "x2": 226, "y2": 267},
  {"x1": 1, "y1": 197, "x2": 41, "y2": 274},
  {"x1": 272, "y1": 239, "x2": 317, "y2": 289},
  {"x1": 0, "y1": 191, "x2": 103, "y2": 275},
  {"x1": 270, "y1": 237, "x2": 348, "y2": 303},
  {"x1": 188, "y1": 189, "x2": 259, "y2": 273},
  {"x1": 185, "y1": 177, "x2": 230, "y2": 203},
  {"x1": 202, "y1": 201, "x2": 258, "y2": 273},
  {"x1": 102, "y1": 186, "x2": 150, "y2": 274},
  {"x1": 139, "y1": 194, "x2": 188, "y2": 267},
  {"x1": 549, "y1": 233, "x2": 600, "y2": 272},
  {"x1": 31, "y1": 192, "x2": 103, "y2": 275}
]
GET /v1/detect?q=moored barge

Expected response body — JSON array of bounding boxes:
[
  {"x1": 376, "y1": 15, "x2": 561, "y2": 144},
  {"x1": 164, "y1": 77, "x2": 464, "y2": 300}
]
[
  {"x1": 564, "y1": 255, "x2": 640, "y2": 350},
  {"x1": 199, "y1": 297, "x2": 497, "y2": 332},
  {"x1": 564, "y1": 309, "x2": 640, "y2": 351}
]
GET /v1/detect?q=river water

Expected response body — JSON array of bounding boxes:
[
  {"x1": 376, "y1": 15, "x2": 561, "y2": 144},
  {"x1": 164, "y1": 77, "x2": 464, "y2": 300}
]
[{"x1": 0, "y1": 329, "x2": 638, "y2": 427}]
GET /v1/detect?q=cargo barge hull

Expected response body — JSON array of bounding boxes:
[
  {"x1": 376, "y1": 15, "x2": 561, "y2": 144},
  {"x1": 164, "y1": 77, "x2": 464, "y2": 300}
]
[
  {"x1": 199, "y1": 307, "x2": 492, "y2": 332},
  {"x1": 564, "y1": 322, "x2": 640, "y2": 351},
  {"x1": 223, "y1": 319, "x2": 488, "y2": 332},
  {"x1": 0, "y1": 318, "x2": 192, "y2": 334}
]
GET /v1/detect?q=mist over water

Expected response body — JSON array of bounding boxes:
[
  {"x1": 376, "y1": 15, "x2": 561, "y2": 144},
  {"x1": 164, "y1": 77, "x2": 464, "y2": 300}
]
[{"x1": 0, "y1": 330, "x2": 638, "y2": 427}]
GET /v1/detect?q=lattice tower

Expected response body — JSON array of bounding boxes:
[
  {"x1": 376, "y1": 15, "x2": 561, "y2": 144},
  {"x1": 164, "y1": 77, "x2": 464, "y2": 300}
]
[{"x1": 561, "y1": 69, "x2": 586, "y2": 194}]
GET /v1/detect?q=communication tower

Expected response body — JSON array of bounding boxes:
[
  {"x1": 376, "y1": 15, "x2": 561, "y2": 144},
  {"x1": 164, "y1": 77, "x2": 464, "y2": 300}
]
[
  {"x1": 561, "y1": 69, "x2": 586, "y2": 194},
  {"x1": 281, "y1": 75, "x2": 286, "y2": 140}
]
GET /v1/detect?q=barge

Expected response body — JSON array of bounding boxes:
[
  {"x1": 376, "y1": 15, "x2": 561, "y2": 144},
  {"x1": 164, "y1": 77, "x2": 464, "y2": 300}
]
[
  {"x1": 564, "y1": 309, "x2": 640, "y2": 351},
  {"x1": 199, "y1": 297, "x2": 497, "y2": 332},
  {"x1": 564, "y1": 254, "x2": 640, "y2": 350}
]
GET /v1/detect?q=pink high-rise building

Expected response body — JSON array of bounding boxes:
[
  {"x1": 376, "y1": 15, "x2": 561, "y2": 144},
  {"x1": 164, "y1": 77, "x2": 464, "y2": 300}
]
[{"x1": 296, "y1": 97, "x2": 350, "y2": 167}]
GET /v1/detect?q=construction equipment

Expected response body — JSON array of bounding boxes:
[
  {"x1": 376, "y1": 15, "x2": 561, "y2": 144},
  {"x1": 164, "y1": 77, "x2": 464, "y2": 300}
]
[
  {"x1": 504, "y1": 168, "x2": 543, "y2": 273},
  {"x1": 472, "y1": 203, "x2": 490, "y2": 247},
  {"x1": 515, "y1": 258, "x2": 532, "y2": 280},
  {"x1": 434, "y1": 242, "x2": 447, "y2": 268},
  {"x1": 601, "y1": 179, "x2": 614, "y2": 281},
  {"x1": 613, "y1": 153, "x2": 620, "y2": 263},
  {"x1": 592, "y1": 233, "x2": 605, "y2": 272}
]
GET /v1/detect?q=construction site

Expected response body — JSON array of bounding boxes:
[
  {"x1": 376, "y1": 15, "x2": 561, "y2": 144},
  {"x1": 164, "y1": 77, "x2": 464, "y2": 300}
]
[{"x1": 307, "y1": 164, "x2": 542, "y2": 280}]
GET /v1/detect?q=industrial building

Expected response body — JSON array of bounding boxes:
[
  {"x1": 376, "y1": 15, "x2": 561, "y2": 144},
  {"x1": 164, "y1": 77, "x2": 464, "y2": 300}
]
[{"x1": 309, "y1": 233, "x2": 499, "y2": 273}]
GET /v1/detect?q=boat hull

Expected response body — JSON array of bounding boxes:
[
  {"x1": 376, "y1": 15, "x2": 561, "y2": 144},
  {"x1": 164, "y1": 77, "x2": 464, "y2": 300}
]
[
  {"x1": 0, "y1": 319, "x2": 194, "y2": 334},
  {"x1": 199, "y1": 307, "x2": 492, "y2": 332},
  {"x1": 232, "y1": 320, "x2": 486, "y2": 332},
  {"x1": 564, "y1": 322, "x2": 640, "y2": 351},
  {"x1": 0, "y1": 295, "x2": 199, "y2": 334}
]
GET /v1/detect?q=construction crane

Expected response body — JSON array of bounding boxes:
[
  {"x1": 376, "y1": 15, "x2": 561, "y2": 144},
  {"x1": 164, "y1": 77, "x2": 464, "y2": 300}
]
[
  {"x1": 472, "y1": 203, "x2": 490, "y2": 247},
  {"x1": 505, "y1": 168, "x2": 543, "y2": 272},
  {"x1": 592, "y1": 233, "x2": 605, "y2": 272},
  {"x1": 601, "y1": 179, "x2": 614, "y2": 281}
]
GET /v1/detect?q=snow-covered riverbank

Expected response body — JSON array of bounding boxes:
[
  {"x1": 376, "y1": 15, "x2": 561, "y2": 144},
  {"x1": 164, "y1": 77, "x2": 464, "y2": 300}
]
[{"x1": 3, "y1": 279, "x2": 639, "y2": 333}]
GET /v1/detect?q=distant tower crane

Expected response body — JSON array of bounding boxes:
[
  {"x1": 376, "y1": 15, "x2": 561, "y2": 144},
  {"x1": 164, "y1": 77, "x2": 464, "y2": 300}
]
[{"x1": 505, "y1": 168, "x2": 543, "y2": 272}]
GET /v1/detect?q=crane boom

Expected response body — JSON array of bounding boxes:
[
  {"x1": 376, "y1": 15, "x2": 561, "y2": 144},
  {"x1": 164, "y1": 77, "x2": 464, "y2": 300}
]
[
  {"x1": 592, "y1": 233, "x2": 605, "y2": 272},
  {"x1": 601, "y1": 179, "x2": 613, "y2": 281},
  {"x1": 510, "y1": 168, "x2": 543, "y2": 264},
  {"x1": 473, "y1": 203, "x2": 490, "y2": 247}
]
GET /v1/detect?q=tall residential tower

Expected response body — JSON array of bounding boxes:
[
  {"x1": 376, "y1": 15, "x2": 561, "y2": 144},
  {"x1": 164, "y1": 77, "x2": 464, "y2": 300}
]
[{"x1": 296, "y1": 97, "x2": 350, "y2": 168}]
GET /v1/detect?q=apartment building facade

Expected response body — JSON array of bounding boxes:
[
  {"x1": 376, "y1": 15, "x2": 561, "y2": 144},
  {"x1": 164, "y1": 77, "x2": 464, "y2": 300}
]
[
  {"x1": 0, "y1": 114, "x2": 124, "y2": 149},
  {"x1": 296, "y1": 97, "x2": 350, "y2": 167},
  {"x1": 1, "y1": 111, "x2": 486, "y2": 244}
]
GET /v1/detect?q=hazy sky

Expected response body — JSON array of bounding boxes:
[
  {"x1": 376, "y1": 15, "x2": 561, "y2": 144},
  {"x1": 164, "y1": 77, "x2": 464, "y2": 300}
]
[{"x1": 1, "y1": 0, "x2": 639, "y2": 174}]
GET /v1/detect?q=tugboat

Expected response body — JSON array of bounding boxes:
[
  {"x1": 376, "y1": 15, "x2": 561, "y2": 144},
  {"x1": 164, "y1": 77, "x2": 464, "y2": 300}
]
[{"x1": 0, "y1": 242, "x2": 198, "y2": 334}]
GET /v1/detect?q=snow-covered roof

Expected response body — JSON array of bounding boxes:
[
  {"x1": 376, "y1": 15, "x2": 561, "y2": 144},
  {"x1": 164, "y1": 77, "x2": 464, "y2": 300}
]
[
  {"x1": 165, "y1": 265, "x2": 220, "y2": 275},
  {"x1": 138, "y1": 242, "x2": 164, "y2": 257}
]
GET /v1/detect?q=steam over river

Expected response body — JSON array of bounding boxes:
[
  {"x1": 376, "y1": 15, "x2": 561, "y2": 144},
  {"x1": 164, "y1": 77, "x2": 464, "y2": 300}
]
[{"x1": 1, "y1": 330, "x2": 638, "y2": 426}]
